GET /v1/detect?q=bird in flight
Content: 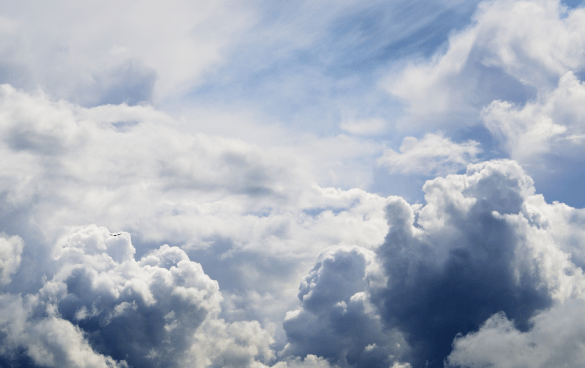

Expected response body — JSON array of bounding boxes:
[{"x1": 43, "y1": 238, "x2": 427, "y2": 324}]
[{"x1": 109, "y1": 232, "x2": 122, "y2": 236}]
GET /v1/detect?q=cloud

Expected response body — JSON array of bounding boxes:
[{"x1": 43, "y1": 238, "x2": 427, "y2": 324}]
[
  {"x1": 446, "y1": 300, "x2": 585, "y2": 367},
  {"x1": 377, "y1": 132, "x2": 481, "y2": 175},
  {"x1": 3, "y1": 92, "x2": 585, "y2": 368},
  {"x1": 374, "y1": 159, "x2": 585, "y2": 367},
  {"x1": 284, "y1": 159, "x2": 585, "y2": 368},
  {"x1": 2, "y1": 1, "x2": 585, "y2": 366},
  {"x1": 0, "y1": 83, "x2": 305, "y2": 242},
  {"x1": 0, "y1": 225, "x2": 278, "y2": 368},
  {"x1": 281, "y1": 245, "x2": 408, "y2": 368},
  {"x1": 482, "y1": 71, "x2": 585, "y2": 164},
  {"x1": 273, "y1": 354, "x2": 338, "y2": 368},
  {"x1": 0, "y1": 293, "x2": 129, "y2": 368},
  {"x1": 0, "y1": 234, "x2": 23, "y2": 285},
  {"x1": 0, "y1": 0, "x2": 477, "y2": 110},
  {"x1": 386, "y1": 0, "x2": 585, "y2": 129},
  {"x1": 372, "y1": 160, "x2": 555, "y2": 367},
  {"x1": 0, "y1": 0, "x2": 255, "y2": 106},
  {"x1": 11, "y1": 156, "x2": 585, "y2": 368},
  {"x1": 0, "y1": 84, "x2": 397, "y2": 358}
]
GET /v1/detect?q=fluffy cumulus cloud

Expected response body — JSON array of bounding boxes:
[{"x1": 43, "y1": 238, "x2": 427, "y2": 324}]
[
  {"x1": 0, "y1": 84, "x2": 391, "y2": 256},
  {"x1": 2, "y1": 86, "x2": 585, "y2": 367},
  {"x1": 482, "y1": 71, "x2": 585, "y2": 164},
  {"x1": 377, "y1": 132, "x2": 481, "y2": 175},
  {"x1": 284, "y1": 160, "x2": 585, "y2": 367},
  {"x1": 0, "y1": 225, "x2": 276, "y2": 368},
  {"x1": 386, "y1": 0, "x2": 585, "y2": 129},
  {"x1": 4, "y1": 85, "x2": 585, "y2": 368},
  {"x1": 281, "y1": 245, "x2": 407, "y2": 368},
  {"x1": 447, "y1": 300, "x2": 585, "y2": 367},
  {"x1": 372, "y1": 161, "x2": 552, "y2": 367},
  {"x1": 0, "y1": 84, "x2": 395, "y2": 366},
  {"x1": 3, "y1": 0, "x2": 585, "y2": 367}
]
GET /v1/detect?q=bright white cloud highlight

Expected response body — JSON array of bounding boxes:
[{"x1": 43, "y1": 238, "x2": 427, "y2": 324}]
[
  {"x1": 377, "y1": 133, "x2": 480, "y2": 175},
  {"x1": 447, "y1": 300, "x2": 585, "y2": 367},
  {"x1": 0, "y1": 225, "x2": 277, "y2": 368},
  {"x1": 386, "y1": 0, "x2": 585, "y2": 129},
  {"x1": 0, "y1": 234, "x2": 23, "y2": 285},
  {"x1": 483, "y1": 71, "x2": 585, "y2": 164},
  {"x1": 0, "y1": 84, "x2": 393, "y2": 357}
]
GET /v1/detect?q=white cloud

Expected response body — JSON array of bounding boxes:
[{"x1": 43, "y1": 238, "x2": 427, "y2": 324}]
[
  {"x1": 273, "y1": 354, "x2": 338, "y2": 368},
  {"x1": 377, "y1": 132, "x2": 480, "y2": 175},
  {"x1": 0, "y1": 84, "x2": 395, "y2": 361},
  {"x1": 0, "y1": 225, "x2": 278, "y2": 368},
  {"x1": 0, "y1": 293, "x2": 129, "y2": 368},
  {"x1": 0, "y1": 0, "x2": 255, "y2": 105},
  {"x1": 385, "y1": 0, "x2": 585, "y2": 129},
  {"x1": 283, "y1": 159, "x2": 585, "y2": 367},
  {"x1": 0, "y1": 234, "x2": 23, "y2": 285},
  {"x1": 1, "y1": 1, "x2": 585, "y2": 366},
  {"x1": 374, "y1": 159, "x2": 585, "y2": 365},
  {"x1": 483, "y1": 71, "x2": 585, "y2": 164},
  {"x1": 446, "y1": 300, "x2": 585, "y2": 368}
]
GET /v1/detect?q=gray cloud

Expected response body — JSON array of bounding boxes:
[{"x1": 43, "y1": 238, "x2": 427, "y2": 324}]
[
  {"x1": 1, "y1": 1, "x2": 585, "y2": 365},
  {"x1": 282, "y1": 245, "x2": 408, "y2": 368},
  {"x1": 0, "y1": 225, "x2": 277, "y2": 368},
  {"x1": 372, "y1": 160, "x2": 554, "y2": 367},
  {"x1": 0, "y1": 85, "x2": 398, "y2": 364},
  {"x1": 285, "y1": 159, "x2": 585, "y2": 368}
]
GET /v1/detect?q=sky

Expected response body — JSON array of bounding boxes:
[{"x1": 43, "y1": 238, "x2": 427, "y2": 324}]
[{"x1": 0, "y1": 0, "x2": 585, "y2": 367}]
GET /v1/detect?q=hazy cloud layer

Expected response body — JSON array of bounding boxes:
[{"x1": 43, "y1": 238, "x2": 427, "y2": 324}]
[{"x1": 0, "y1": 0, "x2": 255, "y2": 106}]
